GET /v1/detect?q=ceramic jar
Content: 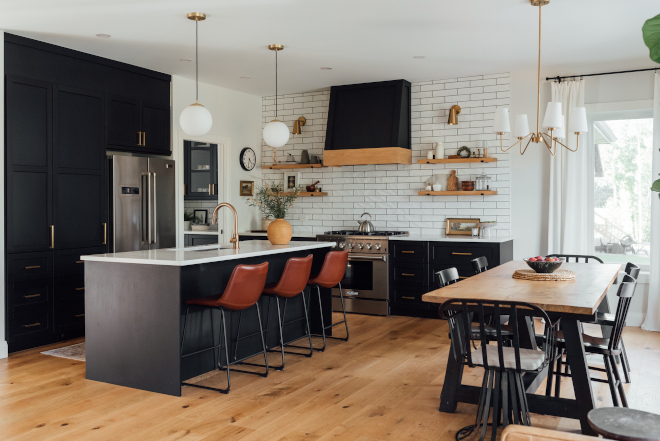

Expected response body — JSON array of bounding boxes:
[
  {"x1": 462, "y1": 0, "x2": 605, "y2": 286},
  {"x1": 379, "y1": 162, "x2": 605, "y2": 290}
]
[{"x1": 267, "y1": 219, "x2": 292, "y2": 245}]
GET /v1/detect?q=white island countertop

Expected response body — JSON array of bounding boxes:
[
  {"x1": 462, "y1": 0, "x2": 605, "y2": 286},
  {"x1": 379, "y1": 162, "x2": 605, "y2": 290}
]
[
  {"x1": 390, "y1": 234, "x2": 514, "y2": 243},
  {"x1": 81, "y1": 240, "x2": 335, "y2": 267}
]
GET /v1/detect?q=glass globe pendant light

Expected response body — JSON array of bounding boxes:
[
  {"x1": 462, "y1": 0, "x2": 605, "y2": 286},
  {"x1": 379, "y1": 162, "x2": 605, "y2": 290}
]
[
  {"x1": 263, "y1": 44, "x2": 290, "y2": 150},
  {"x1": 179, "y1": 12, "x2": 213, "y2": 136}
]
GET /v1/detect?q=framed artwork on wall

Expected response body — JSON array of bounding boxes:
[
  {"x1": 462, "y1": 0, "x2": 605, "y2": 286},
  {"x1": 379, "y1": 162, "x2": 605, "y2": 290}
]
[
  {"x1": 193, "y1": 209, "x2": 208, "y2": 224},
  {"x1": 240, "y1": 180, "x2": 254, "y2": 196},
  {"x1": 283, "y1": 172, "x2": 300, "y2": 191},
  {"x1": 446, "y1": 218, "x2": 480, "y2": 236}
]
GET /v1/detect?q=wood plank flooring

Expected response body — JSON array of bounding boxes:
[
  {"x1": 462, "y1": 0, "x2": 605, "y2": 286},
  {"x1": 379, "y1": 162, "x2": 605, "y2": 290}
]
[{"x1": 1, "y1": 314, "x2": 659, "y2": 441}]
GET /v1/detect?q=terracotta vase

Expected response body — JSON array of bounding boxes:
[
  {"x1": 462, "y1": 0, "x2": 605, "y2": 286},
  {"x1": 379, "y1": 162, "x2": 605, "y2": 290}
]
[
  {"x1": 267, "y1": 219, "x2": 292, "y2": 245},
  {"x1": 261, "y1": 218, "x2": 273, "y2": 231}
]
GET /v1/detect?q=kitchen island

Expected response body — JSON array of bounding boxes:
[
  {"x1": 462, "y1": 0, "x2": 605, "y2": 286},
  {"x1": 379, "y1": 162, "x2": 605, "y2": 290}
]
[{"x1": 81, "y1": 240, "x2": 335, "y2": 396}]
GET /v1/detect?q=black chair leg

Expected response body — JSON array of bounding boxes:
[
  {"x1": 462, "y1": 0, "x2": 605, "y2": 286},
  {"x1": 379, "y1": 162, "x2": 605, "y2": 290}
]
[
  {"x1": 272, "y1": 297, "x2": 286, "y2": 371},
  {"x1": 219, "y1": 309, "x2": 231, "y2": 393},
  {"x1": 490, "y1": 371, "x2": 501, "y2": 441},
  {"x1": 620, "y1": 341, "x2": 632, "y2": 383},
  {"x1": 315, "y1": 285, "x2": 327, "y2": 352},
  {"x1": 255, "y1": 303, "x2": 269, "y2": 376},
  {"x1": 610, "y1": 355, "x2": 628, "y2": 407},
  {"x1": 545, "y1": 348, "x2": 556, "y2": 397},
  {"x1": 554, "y1": 349, "x2": 563, "y2": 398},
  {"x1": 604, "y1": 355, "x2": 620, "y2": 407},
  {"x1": 311, "y1": 283, "x2": 349, "y2": 352},
  {"x1": 233, "y1": 310, "x2": 243, "y2": 361}
]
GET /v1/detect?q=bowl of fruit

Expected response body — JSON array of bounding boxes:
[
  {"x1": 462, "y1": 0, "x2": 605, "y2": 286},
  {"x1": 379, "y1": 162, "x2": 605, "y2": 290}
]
[{"x1": 524, "y1": 256, "x2": 564, "y2": 273}]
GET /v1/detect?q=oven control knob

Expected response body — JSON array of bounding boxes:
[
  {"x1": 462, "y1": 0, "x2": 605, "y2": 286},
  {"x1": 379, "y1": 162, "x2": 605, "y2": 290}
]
[
  {"x1": 338, "y1": 242, "x2": 346, "y2": 249},
  {"x1": 357, "y1": 243, "x2": 364, "y2": 250},
  {"x1": 366, "y1": 243, "x2": 372, "y2": 250},
  {"x1": 374, "y1": 243, "x2": 381, "y2": 250},
  {"x1": 348, "y1": 243, "x2": 355, "y2": 249}
]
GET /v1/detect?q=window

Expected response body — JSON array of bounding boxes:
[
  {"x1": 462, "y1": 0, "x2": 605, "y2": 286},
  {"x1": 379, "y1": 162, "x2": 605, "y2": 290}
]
[{"x1": 591, "y1": 111, "x2": 652, "y2": 267}]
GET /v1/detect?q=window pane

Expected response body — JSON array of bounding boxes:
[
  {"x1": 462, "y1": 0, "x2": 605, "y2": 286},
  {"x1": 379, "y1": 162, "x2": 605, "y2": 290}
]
[{"x1": 594, "y1": 118, "x2": 652, "y2": 266}]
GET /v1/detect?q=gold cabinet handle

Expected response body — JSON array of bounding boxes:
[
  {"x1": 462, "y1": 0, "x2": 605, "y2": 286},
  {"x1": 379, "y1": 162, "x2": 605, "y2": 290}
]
[
  {"x1": 142, "y1": 132, "x2": 146, "y2": 146},
  {"x1": 24, "y1": 265, "x2": 41, "y2": 269},
  {"x1": 452, "y1": 252, "x2": 472, "y2": 256},
  {"x1": 458, "y1": 276, "x2": 469, "y2": 279},
  {"x1": 23, "y1": 294, "x2": 41, "y2": 299},
  {"x1": 102, "y1": 223, "x2": 107, "y2": 245},
  {"x1": 401, "y1": 273, "x2": 415, "y2": 277},
  {"x1": 74, "y1": 314, "x2": 85, "y2": 318},
  {"x1": 75, "y1": 287, "x2": 85, "y2": 291},
  {"x1": 184, "y1": 184, "x2": 186, "y2": 195},
  {"x1": 50, "y1": 225, "x2": 55, "y2": 249},
  {"x1": 401, "y1": 296, "x2": 415, "y2": 300},
  {"x1": 137, "y1": 131, "x2": 141, "y2": 146},
  {"x1": 76, "y1": 260, "x2": 84, "y2": 264},
  {"x1": 401, "y1": 251, "x2": 415, "y2": 254},
  {"x1": 22, "y1": 323, "x2": 41, "y2": 328},
  {"x1": 208, "y1": 184, "x2": 212, "y2": 195}
]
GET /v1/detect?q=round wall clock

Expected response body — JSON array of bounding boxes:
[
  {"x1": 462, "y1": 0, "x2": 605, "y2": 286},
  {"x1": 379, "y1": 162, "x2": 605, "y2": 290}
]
[{"x1": 239, "y1": 147, "x2": 256, "y2": 171}]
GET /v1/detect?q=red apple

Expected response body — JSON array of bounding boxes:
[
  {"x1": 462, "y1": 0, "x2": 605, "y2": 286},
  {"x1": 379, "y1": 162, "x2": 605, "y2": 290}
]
[
  {"x1": 545, "y1": 257, "x2": 554, "y2": 262},
  {"x1": 529, "y1": 257, "x2": 537, "y2": 262},
  {"x1": 536, "y1": 256, "x2": 544, "y2": 260}
]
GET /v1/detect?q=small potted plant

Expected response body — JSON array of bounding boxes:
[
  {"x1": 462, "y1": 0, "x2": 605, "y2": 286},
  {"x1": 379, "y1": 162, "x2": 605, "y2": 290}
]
[
  {"x1": 246, "y1": 180, "x2": 300, "y2": 244},
  {"x1": 183, "y1": 210, "x2": 195, "y2": 231}
]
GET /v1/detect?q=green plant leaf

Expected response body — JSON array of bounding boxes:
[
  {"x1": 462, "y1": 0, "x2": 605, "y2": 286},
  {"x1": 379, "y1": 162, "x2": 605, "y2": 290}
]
[
  {"x1": 651, "y1": 178, "x2": 660, "y2": 192},
  {"x1": 643, "y1": 13, "x2": 660, "y2": 63}
]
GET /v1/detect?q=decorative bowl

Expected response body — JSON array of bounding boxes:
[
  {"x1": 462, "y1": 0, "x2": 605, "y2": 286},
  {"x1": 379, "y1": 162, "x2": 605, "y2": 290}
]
[
  {"x1": 524, "y1": 258, "x2": 564, "y2": 274},
  {"x1": 462, "y1": 181, "x2": 475, "y2": 191}
]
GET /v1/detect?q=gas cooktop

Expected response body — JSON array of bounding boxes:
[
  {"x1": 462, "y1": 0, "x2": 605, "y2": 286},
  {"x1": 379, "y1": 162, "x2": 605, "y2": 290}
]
[{"x1": 322, "y1": 230, "x2": 408, "y2": 237}]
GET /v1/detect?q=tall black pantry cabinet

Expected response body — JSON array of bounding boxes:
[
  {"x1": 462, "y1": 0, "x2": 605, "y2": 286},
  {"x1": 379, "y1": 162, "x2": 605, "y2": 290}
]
[{"x1": 4, "y1": 34, "x2": 172, "y2": 352}]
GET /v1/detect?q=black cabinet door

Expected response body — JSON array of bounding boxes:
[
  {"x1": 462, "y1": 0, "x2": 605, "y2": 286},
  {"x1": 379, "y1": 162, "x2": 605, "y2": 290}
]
[
  {"x1": 53, "y1": 85, "x2": 106, "y2": 249},
  {"x1": 141, "y1": 101, "x2": 171, "y2": 155},
  {"x1": 106, "y1": 94, "x2": 141, "y2": 150},
  {"x1": 184, "y1": 141, "x2": 218, "y2": 200},
  {"x1": 5, "y1": 76, "x2": 53, "y2": 253}
]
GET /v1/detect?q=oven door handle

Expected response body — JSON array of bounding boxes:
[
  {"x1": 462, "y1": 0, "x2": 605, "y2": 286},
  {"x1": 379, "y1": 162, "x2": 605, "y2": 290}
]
[{"x1": 347, "y1": 255, "x2": 386, "y2": 262}]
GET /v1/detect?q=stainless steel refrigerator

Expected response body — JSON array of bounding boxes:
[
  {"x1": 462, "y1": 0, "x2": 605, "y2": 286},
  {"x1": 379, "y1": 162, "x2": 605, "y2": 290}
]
[{"x1": 110, "y1": 155, "x2": 176, "y2": 252}]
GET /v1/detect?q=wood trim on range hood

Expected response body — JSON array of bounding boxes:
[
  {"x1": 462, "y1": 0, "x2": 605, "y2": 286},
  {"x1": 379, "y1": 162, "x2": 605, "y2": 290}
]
[{"x1": 323, "y1": 147, "x2": 412, "y2": 167}]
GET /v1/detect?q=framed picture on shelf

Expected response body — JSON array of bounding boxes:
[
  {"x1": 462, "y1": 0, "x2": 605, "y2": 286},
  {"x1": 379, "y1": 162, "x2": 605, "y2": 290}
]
[
  {"x1": 446, "y1": 218, "x2": 480, "y2": 236},
  {"x1": 283, "y1": 172, "x2": 300, "y2": 191},
  {"x1": 193, "y1": 209, "x2": 208, "y2": 224},
  {"x1": 240, "y1": 180, "x2": 254, "y2": 196}
]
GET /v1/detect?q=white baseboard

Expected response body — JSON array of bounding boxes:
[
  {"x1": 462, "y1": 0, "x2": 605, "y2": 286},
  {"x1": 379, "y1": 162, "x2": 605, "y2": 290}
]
[{"x1": 0, "y1": 340, "x2": 7, "y2": 359}]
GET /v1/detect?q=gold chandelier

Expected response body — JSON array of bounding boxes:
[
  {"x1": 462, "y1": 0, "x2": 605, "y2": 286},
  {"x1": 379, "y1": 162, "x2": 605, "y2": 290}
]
[{"x1": 493, "y1": 0, "x2": 588, "y2": 156}]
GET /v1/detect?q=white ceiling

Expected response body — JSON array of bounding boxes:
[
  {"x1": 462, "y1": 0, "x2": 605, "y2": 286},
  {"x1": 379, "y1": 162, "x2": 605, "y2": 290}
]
[{"x1": 1, "y1": 0, "x2": 658, "y2": 96}]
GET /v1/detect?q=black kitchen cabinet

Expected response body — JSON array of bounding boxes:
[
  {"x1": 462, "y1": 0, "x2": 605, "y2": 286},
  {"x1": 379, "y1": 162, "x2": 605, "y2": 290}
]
[
  {"x1": 4, "y1": 33, "x2": 171, "y2": 352},
  {"x1": 389, "y1": 239, "x2": 513, "y2": 318},
  {"x1": 5, "y1": 76, "x2": 53, "y2": 254},
  {"x1": 184, "y1": 141, "x2": 218, "y2": 200},
  {"x1": 184, "y1": 234, "x2": 220, "y2": 247},
  {"x1": 106, "y1": 96, "x2": 171, "y2": 156}
]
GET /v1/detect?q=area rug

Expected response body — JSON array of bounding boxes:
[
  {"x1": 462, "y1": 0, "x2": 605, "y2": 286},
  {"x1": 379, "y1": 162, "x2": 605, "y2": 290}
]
[{"x1": 41, "y1": 342, "x2": 86, "y2": 361}]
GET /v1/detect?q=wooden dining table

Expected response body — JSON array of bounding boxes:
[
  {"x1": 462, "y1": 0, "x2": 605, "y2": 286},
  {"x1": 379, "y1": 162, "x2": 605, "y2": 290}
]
[{"x1": 422, "y1": 260, "x2": 622, "y2": 436}]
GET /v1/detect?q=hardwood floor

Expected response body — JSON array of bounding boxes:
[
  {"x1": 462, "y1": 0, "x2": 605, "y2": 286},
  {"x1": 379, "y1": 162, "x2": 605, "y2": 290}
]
[{"x1": 1, "y1": 314, "x2": 659, "y2": 441}]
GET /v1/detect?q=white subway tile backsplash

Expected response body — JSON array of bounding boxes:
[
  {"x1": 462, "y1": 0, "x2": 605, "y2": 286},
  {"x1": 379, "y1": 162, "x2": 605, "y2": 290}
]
[{"x1": 261, "y1": 73, "x2": 511, "y2": 236}]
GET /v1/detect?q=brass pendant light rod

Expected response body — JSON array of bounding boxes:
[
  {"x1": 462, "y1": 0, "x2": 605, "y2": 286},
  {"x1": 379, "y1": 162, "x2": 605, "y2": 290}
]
[
  {"x1": 535, "y1": 1, "x2": 542, "y2": 141},
  {"x1": 187, "y1": 12, "x2": 206, "y2": 106},
  {"x1": 268, "y1": 44, "x2": 284, "y2": 121}
]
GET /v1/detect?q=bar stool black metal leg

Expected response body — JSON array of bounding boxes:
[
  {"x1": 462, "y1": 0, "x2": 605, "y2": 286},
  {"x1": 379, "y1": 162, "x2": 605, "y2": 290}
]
[
  {"x1": 316, "y1": 285, "x2": 327, "y2": 352},
  {"x1": 300, "y1": 291, "x2": 314, "y2": 357},
  {"x1": 337, "y1": 282, "x2": 349, "y2": 342},
  {"x1": 210, "y1": 308, "x2": 217, "y2": 369},
  {"x1": 233, "y1": 310, "x2": 243, "y2": 361},
  {"x1": 219, "y1": 309, "x2": 231, "y2": 393},
  {"x1": 272, "y1": 296, "x2": 286, "y2": 371},
  {"x1": 255, "y1": 303, "x2": 269, "y2": 375},
  {"x1": 310, "y1": 283, "x2": 349, "y2": 352}
]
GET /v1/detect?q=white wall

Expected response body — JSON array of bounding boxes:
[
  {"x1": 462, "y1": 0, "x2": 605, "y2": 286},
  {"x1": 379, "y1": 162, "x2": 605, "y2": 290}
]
[
  {"x1": 171, "y1": 76, "x2": 263, "y2": 234},
  {"x1": 262, "y1": 74, "x2": 512, "y2": 236},
  {"x1": 0, "y1": 31, "x2": 7, "y2": 359}
]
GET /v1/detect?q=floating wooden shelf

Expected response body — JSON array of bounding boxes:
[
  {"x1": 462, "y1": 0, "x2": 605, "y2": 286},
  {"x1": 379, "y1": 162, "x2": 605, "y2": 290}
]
[
  {"x1": 262, "y1": 163, "x2": 325, "y2": 170},
  {"x1": 418, "y1": 158, "x2": 497, "y2": 164},
  {"x1": 285, "y1": 192, "x2": 328, "y2": 197},
  {"x1": 418, "y1": 190, "x2": 498, "y2": 196}
]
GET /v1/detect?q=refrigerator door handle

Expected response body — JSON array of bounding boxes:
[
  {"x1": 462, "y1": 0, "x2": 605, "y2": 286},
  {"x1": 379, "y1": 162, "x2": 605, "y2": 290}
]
[
  {"x1": 141, "y1": 172, "x2": 151, "y2": 245},
  {"x1": 151, "y1": 172, "x2": 157, "y2": 244}
]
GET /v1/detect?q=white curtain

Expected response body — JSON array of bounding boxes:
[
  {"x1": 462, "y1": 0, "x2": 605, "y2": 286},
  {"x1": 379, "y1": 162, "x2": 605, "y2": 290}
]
[
  {"x1": 641, "y1": 73, "x2": 660, "y2": 332},
  {"x1": 547, "y1": 80, "x2": 590, "y2": 254}
]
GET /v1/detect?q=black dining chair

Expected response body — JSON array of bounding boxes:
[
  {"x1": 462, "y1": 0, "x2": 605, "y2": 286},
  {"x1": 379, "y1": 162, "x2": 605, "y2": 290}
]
[
  {"x1": 546, "y1": 254, "x2": 604, "y2": 263},
  {"x1": 472, "y1": 256, "x2": 489, "y2": 274},
  {"x1": 549, "y1": 274, "x2": 637, "y2": 407},
  {"x1": 436, "y1": 267, "x2": 460, "y2": 288},
  {"x1": 440, "y1": 299, "x2": 560, "y2": 441}
]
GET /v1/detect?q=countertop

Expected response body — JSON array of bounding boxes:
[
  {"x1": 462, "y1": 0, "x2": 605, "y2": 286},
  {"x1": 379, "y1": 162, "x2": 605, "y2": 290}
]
[
  {"x1": 389, "y1": 234, "x2": 514, "y2": 243},
  {"x1": 81, "y1": 240, "x2": 336, "y2": 267},
  {"x1": 239, "y1": 232, "x2": 318, "y2": 239},
  {"x1": 184, "y1": 230, "x2": 220, "y2": 235}
]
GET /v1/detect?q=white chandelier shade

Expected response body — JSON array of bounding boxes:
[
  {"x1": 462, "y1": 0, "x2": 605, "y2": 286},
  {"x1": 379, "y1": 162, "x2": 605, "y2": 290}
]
[
  {"x1": 569, "y1": 107, "x2": 589, "y2": 133},
  {"x1": 513, "y1": 114, "x2": 530, "y2": 139},
  {"x1": 542, "y1": 102, "x2": 564, "y2": 130},
  {"x1": 493, "y1": 108, "x2": 511, "y2": 134}
]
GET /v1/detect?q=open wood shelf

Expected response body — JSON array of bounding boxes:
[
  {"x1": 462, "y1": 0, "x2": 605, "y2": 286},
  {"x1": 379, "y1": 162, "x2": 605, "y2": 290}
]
[
  {"x1": 289, "y1": 192, "x2": 328, "y2": 197},
  {"x1": 263, "y1": 163, "x2": 325, "y2": 170},
  {"x1": 418, "y1": 190, "x2": 498, "y2": 196},
  {"x1": 418, "y1": 158, "x2": 497, "y2": 164}
]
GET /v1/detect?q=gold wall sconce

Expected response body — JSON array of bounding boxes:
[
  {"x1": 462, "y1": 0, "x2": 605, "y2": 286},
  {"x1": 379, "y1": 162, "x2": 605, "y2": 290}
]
[
  {"x1": 448, "y1": 105, "x2": 461, "y2": 125},
  {"x1": 292, "y1": 116, "x2": 306, "y2": 135}
]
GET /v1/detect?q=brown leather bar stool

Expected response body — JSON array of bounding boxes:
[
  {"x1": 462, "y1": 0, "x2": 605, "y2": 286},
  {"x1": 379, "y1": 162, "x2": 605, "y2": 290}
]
[
  {"x1": 180, "y1": 262, "x2": 269, "y2": 394},
  {"x1": 257, "y1": 254, "x2": 315, "y2": 371},
  {"x1": 308, "y1": 250, "x2": 349, "y2": 352}
]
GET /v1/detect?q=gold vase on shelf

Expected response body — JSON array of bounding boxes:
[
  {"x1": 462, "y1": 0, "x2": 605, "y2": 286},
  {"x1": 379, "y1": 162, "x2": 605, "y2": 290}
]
[{"x1": 267, "y1": 219, "x2": 292, "y2": 245}]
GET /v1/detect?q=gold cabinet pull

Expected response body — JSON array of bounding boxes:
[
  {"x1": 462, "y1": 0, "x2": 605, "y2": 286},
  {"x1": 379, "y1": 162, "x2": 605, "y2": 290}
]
[
  {"x1": 452, "y1": 252, "x2": 472, "y2": 256},
  {"x1": 22, "y1": 322, "x2": 41, "y2": 328},
  {"x1": 74, "y1": 314, "x2": 85, "y2": 318},
  {"x1": 75, "y1": 287, "x2": 85, "y2": 291},
  {"x1": 50, "y1": 225, "x2": 55, "y2": 249},
  {"x1": 142, "y1": 132, "x2": 146, "y2": 146},
  {"x1": 458, "y1": 276, "x2": 469, "y2": 279},
  {"x1": 137, "y1": 131, "x2": 141, "y2": 145},
  {"x1": 24, "y1": 265, "x2": 41, "y2": 270},
  {"x1": 208, "y1": 184, "x2": 212, "y2": 195},
  {"x1": 401, "y1": 273, "x2": 415, "y2": 277},
  {"x1": 76, "y1": 260, "x2": 84, "y2": 264},
  {"x1": 401, "y1": 296, "x2": 415, "y2": 300},
  {"x1": 102, "y1": 223, "x2": 107, "y2": 245},
  {"x1": 401, "y1": 251, "x2": 415, "y2": 254},
  {"x1": 23, "y1": 294, "x2": 41, "y2": 299}
]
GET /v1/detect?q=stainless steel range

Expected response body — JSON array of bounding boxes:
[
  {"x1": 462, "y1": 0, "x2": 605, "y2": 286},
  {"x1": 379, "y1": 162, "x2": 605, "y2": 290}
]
[{"x1": 316, "y1": 230, "x2": 408, "y2": 315}]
